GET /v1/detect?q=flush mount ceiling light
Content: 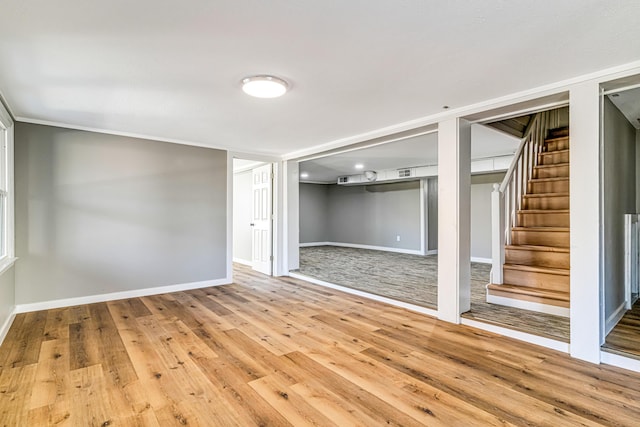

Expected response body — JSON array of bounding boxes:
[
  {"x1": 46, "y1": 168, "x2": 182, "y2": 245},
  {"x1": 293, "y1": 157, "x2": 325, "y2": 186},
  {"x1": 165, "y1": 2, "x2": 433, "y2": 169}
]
[
  {"x1": 300, "y1": 172, "x2": 309, "y2": 179},
  {"x1": 355, "y1": 163, "x2": 364, "y2": 170},
  {"x1": 242, "y1": 75, "x2": 288, "y2": 98}
]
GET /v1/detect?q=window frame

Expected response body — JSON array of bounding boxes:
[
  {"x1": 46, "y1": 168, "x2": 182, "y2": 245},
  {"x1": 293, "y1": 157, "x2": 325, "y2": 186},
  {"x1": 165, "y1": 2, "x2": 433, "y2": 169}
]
[{"x1": 0, "y1": 101, "x2": 15, "y2": 275}]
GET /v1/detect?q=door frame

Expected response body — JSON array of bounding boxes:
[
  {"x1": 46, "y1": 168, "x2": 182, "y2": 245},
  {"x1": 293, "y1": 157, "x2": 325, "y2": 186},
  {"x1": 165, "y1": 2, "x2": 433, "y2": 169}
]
[{"x1": 227, "y1": 152, "x2": 281, "y2": 282}]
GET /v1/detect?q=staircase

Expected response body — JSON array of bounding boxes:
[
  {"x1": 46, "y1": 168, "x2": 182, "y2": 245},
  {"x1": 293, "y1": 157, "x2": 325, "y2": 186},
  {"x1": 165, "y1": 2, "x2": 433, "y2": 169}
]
[{"x1": 488, "y1": 126, "x2": 570, "y2": 315}]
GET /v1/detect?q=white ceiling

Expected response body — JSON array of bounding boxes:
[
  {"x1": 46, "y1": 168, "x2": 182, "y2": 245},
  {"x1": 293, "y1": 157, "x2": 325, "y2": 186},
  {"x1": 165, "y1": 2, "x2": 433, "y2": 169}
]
[
  {"x1": 300, "y1": 124, "x2": 518, "y2": 182},
  {"x1": 1, "y1": 1, "x2": 639, "y2": 157}
]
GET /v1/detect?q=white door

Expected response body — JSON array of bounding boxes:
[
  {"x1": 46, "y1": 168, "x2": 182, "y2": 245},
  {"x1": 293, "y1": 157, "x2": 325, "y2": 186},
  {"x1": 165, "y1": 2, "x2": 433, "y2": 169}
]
[{"x1": 251, "y1": 164, "x2": 273, "y2": 275}]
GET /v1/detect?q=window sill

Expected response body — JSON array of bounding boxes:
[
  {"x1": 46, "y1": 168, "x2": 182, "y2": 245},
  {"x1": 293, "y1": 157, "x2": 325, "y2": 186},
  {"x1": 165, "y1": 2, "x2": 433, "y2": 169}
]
[{"x1": 0, "y1": 257, "x2": 17, "y2": 276}]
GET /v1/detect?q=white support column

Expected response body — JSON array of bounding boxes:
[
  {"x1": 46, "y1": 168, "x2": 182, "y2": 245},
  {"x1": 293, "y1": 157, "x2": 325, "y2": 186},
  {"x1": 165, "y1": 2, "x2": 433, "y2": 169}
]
[
  {"x1": 491, "y1": 184, "x2": 504, "y2": 284},
  {"x1": 437, "y1": 118, "x2": 471, "y2": 323},
  {"x1": 285, "y1": 160, "x2": 300, "y2": 272},
  {"x1": 570, "y1": 81, "x2": 602, "y2": 363},
  {"x1": 420, "y1": 179, "x2": 428, "y2": 255}
]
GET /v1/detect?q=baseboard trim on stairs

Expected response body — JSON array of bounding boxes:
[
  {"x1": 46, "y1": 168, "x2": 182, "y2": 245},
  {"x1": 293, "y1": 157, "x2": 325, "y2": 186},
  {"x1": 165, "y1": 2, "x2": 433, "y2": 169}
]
[{"x1": 486, "y1": 292, "x2": 570, "y2": 317}]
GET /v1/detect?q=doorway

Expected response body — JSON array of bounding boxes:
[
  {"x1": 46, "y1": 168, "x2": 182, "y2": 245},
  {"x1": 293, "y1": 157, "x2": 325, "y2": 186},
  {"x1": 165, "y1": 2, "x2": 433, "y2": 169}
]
[{"x1": 232, "y1": 158, "x2": 274, "y2": 276}]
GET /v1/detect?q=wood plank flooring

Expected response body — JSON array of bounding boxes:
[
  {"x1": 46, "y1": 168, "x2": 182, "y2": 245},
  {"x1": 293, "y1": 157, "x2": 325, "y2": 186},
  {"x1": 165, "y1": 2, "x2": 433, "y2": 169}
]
[{"x1": 1, "y1": 264, "x2": 639, "y2": 426}]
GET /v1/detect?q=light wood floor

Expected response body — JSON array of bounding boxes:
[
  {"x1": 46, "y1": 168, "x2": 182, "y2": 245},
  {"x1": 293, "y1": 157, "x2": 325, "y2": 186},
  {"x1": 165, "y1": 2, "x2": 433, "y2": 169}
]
[
  {"x1": 298, "y1": 246, "x2": 570, "y2": 342},
  {"x1": 603, "y1": 300, "x2": 640, "y2": 358},
  {"x1": 1, "y1": 265, "x2": 639, "y2": 426}
]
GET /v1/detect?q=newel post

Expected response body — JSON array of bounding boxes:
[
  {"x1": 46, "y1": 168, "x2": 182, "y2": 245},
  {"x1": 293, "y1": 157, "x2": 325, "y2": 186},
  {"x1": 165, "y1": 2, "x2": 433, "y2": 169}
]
[{"x1": 491, "y1": 183, "x2": 504, "y2": 284}]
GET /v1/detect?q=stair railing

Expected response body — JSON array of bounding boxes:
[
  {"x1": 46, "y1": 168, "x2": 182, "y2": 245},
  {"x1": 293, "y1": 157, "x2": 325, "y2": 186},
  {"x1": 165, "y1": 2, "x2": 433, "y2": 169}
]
[{"x1": 490, "y1": 109, "x2": 561, "y2": 284}]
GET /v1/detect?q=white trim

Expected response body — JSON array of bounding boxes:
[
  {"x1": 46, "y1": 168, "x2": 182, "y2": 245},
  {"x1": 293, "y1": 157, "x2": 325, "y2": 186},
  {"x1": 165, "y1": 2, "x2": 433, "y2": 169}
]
[
  {"x1": 298, "y1": 241, "x2": 422, "y2": 255},
  {"x1": 0, "y1": 257, "x2": 17, "y2": 276},
  {"x1": 470, "y1": 257, "x2": 492, "y2": 264},
  {"x1": 600, "y1": 351, "x2": 640, "y2": 374},
  {"x1": 233, "y1": 257, "x2": 253, "y2": 267},
  {"x1": 486, "y1": 293, "x2": 570, "y2": 317},
  {"x1": 299, "y1": 241, "x2": 331, "y2": 247},
  {"x1": 605, "y1": 302, "x2": 628, "y2": 336},
  {"x1": 14, "y1": 278, "x2": 230, "y2": 313},
  {"x1": 461, "y1": 317, "x2": 570, "y2": 353},
  {"x1": 283, "y1": 61, "x2": 640, "y2": 162},
  {"x1": 233, "y1": 161, "x2": 266, "y2": 174},
  {"x1": 288, "y1": 128, "x2": 438, "y2": 162},
  {"x1": 289, "y1": 272, "x2": 438, "y2": 318},
  {"x1": 0, "y1": 309, "x2": 16, "y2": 346}
]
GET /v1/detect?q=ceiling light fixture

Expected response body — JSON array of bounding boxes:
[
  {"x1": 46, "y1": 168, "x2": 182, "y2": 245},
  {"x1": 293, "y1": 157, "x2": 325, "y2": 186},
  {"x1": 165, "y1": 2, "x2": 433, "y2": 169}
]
[
  {"x1": 355, "y1": 163, "x2": 364, "y2": 169},
  {"x1": 242, "y1": 75, "x2": 288, "y2": 98},
  {"x1": 300, "y1": 172, "x2": 309, "y2": 179}
]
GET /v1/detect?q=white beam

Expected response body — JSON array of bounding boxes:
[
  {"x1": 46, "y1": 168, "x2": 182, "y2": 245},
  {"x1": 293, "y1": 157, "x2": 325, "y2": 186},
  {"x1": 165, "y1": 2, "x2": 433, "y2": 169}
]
[
  {"x1": 569, "y1": 81, "x2": 602, "y2": 363},
  {"x1": 437, "y1": 118, "x2": 471, "y2": 323}
]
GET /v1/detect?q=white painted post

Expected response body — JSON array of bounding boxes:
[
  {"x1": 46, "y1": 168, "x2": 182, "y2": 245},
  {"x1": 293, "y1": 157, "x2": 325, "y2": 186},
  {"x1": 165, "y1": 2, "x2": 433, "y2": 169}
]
[
  {"x1": 570, "y1": 81, "x2": 602, "y2": 363},
  {"x1": 491, "y1": 184, "x2": 504, "y2": 284},
  {"x1": 437, "y1": 118, "x2": 471, "y2": 323}
]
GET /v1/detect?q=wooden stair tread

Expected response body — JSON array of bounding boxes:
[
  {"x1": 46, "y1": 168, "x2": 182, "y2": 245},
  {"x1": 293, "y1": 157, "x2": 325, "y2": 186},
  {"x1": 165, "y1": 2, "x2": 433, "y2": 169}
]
[
  {"x1": 487, "y1": 283, "x2": 570, "y2": 301},
  {"x1": 544, "y1": 136, "x2": 569, "y2": 143},
  {"x1": 523, "y1": 192, "x2": 569, "y2": 198},
  {"x1": 535, "y1": 163, "x2": 569, "y2": 169},
  {"x1": 505, "y1": 244, "x2": 569, "y2": 253},
  {"x1": 512, "y1": 226, "x2": 569, "y2": 232},
  {"x1": 540, "y1": 148, "x2": 569, "y2": 155},
  {"x1": 518, "y1": 209, "x2": 569, "y2": 214},
  {"x1": 503, "y1": 263, "x2": 570, "y2": 275},
  {"x1": 528, "y1": 177, "x2": 569, "y2": 183}
]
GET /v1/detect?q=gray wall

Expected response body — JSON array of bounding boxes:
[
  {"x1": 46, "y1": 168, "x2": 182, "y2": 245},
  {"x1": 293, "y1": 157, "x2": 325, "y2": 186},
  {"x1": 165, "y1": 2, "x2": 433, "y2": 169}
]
[
  {"x1": 15, "y1": 123, "x2": 227, "y2": 305},
  {"x1": 603, "y1": 98, "x2": 637, "y2": 319},
  {"x1": 0, "y1": 266, "x2": 15, "y2": 333},
  {"x1": 327, "y1": 181, "x2": 422, "y2": 250},
  {"x1": 470, "y1": 173, "x2": 505, "y2": 260},
  {"x1": 233, "y1": 170, "x2": 253, "y2": 263},
  {"x1": 299, "y1": 183, "x2": 329, "y2": 243}
]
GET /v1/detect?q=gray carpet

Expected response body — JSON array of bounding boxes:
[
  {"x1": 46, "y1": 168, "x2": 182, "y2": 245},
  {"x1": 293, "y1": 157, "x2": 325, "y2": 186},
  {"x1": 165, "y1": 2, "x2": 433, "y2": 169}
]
[{"x1": 296, "y1": 245, "x2": 569, "y2": 342}]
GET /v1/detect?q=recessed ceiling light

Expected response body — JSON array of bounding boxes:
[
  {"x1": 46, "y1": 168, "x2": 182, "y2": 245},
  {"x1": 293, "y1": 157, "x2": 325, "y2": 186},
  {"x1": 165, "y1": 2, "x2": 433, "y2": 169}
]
[
  {"x1": 300, "y1": 172, "x2": 309, "y2": 179},
  {"x1": 242, "y1": 75, "x2": 288, "y2": 98},
  {"x1": 355, "y1": 163, "x2": 364, "y2": 170}
]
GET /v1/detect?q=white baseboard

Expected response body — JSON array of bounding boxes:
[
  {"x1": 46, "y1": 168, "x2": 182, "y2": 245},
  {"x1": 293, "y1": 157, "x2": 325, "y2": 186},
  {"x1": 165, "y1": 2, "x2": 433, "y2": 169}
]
[
  {"x1": 300, "y1": 241, "x2": 423, "y2": 255},
  {"x1": 232, "y1": 257, "x2": 253, "y2": 267},
  {"x1": 461, "y1": 317, "x2": 570, "y2": 353},
  {"x1": 299, "y1": 242, "x2": 331, "y2": 247},
  {"x1": 289, "y1": 272, "x2": 438, "y2": 318},
  {"x1": 300, "y1": 244, "x2": 482, "y2": 261},
  {"x1": 0, "y1": 309, "x2": 16, "y2": 346},
  {"x1": 605, "y1": 301, "x2": 628, "y2": 336},
  {"x1": 14, "y1": 278, "x2": 231, "y2": 313},
  {"x1": 486, "y1": 292, "x2": 570, "y2": 317},
  {"x1": 601, "y1": 351, "x2": 640, "y2": 373}
]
